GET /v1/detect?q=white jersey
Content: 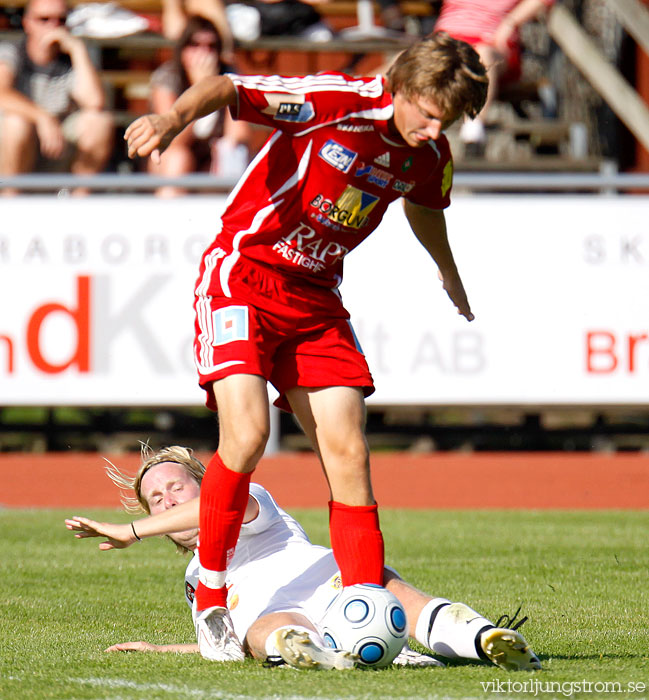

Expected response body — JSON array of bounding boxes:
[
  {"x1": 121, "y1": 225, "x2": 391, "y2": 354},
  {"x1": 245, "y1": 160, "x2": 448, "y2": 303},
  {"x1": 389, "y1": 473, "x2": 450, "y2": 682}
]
[{"x1": 185, "y1": 483, "x2": 342, "y2": 643}]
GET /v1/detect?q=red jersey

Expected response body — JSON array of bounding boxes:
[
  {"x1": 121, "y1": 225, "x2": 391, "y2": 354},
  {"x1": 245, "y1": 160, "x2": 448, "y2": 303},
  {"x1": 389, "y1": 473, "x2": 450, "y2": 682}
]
[{"x1": 216, "y1": 72, "x2": 454, "y2": 290}]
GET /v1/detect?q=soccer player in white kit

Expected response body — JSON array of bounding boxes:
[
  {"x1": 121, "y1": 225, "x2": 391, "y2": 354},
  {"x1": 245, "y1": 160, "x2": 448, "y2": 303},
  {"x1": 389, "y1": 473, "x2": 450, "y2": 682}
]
[{"x1": 66, "y1": 446, "x2": 541, "y2": 671}]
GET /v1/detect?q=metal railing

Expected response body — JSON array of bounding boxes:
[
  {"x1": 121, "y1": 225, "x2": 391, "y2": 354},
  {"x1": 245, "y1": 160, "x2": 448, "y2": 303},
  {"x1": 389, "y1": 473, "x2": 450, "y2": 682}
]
[{"x1": 2, "y1": 170, "x2": 649, "y2": 193}]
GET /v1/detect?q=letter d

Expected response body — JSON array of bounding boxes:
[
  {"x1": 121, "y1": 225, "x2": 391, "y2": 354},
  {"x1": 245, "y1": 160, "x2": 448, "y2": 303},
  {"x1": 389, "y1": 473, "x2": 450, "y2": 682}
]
[{"x1": 26, "y1": 275, "x2": 91, "y2": 373}]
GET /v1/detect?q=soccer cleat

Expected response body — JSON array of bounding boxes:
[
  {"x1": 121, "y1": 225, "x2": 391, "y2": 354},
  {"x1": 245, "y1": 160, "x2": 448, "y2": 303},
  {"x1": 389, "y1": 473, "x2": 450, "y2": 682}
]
[
  {"x1": 480, "y1": 628, "x2": 541, "y2": 671},
  {"x1": 274, "y1": 628, "x2": 357, "y2": 670},
  {"x1": 195, "y1": 606, "x2": 245, "y2": 662},
  {"x1": 392, "y1": 644, "x2": 445, "y2": 667}
]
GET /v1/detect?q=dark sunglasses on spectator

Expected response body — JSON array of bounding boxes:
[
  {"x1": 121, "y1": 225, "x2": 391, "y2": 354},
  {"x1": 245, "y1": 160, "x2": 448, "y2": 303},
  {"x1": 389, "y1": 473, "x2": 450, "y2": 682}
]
[
  {"x1": 32, "y1": 15, "x2": 67, "y2": 23},
  {"x1": 186, "y1": 39, "x2": 219, "y2": 49}
]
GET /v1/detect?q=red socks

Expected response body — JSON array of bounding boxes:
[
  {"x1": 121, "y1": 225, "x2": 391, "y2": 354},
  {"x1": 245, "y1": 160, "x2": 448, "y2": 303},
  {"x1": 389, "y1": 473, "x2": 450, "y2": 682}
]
[
  {"x1": 195, "y1": 452, "x2": 251, "y2": 612},
  {"x1": 329, "y1": 500, "x2": 385, "y2": 586}
]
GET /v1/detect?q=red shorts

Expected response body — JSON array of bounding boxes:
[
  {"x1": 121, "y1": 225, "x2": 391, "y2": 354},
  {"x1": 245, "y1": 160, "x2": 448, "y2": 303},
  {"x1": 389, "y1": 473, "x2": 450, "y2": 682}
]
[{"x1": 193, "y1": 245, "x2": 375, "y2": 412}]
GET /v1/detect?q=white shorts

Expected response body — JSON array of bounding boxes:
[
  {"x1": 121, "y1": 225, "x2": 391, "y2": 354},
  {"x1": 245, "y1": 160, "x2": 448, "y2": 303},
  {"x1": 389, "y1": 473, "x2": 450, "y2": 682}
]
[{"x1": 227, "y1": 545, "x2": 342, "y2": 643}]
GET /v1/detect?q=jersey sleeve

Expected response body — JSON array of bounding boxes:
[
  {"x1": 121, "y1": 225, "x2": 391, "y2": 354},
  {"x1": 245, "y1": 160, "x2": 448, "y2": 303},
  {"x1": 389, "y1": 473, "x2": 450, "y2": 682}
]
[
  {"x1": 227, "y1": 72, "x2": 386, "y2": 135},
  {"x1": 405, "y1": 136, "x2": 454, "y2": 210},
  {"x1": 241, "y1": 483, "x2": 283, "y2": 535}
]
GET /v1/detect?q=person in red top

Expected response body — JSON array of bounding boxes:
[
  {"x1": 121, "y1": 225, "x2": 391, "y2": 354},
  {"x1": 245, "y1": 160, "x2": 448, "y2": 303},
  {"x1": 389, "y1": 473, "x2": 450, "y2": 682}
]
[
  {"x1": 435, "y1": 0, "x2": 556, "y2": 153},
  {"x1": 125, "y1": 32, "x2": 488, "y2": 663}
]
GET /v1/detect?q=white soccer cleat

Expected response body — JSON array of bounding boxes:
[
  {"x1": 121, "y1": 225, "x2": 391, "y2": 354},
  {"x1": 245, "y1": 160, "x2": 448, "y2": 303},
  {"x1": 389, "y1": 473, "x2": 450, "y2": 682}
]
[
  {"x1": 392, "y1": 644, "x2": 445, "y2": 667},
  {"x1": 274, "y1": 628, "x2": 357, "y2": 670},
  {"x1": 195, "y1": 606, "x2": 245, "y2": 662},
  {"x1": 480, "y1": 628, "x2": 541, "y2": 671}
]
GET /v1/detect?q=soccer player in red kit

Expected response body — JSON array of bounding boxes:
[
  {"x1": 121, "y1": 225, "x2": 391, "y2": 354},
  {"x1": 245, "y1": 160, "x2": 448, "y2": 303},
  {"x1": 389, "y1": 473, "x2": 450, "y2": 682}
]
[{"x1": 125, "y1": 33, "x2": 489, "y2": 662}]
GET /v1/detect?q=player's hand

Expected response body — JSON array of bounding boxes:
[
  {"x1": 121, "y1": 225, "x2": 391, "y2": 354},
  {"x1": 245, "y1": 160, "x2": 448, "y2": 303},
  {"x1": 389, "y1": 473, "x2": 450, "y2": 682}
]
[
  {"x1": 437, "y1": 269, "x2": 474, "y2": 322},
  {"x1": 124, "y1": 112, "x2": 182, "y2": 163},
  {"x1": 64, "y1": 516, "x2": 138, "y2": 549},
  {"x1": 105, "y1": 641, "x2": 160, "y2": 653}
]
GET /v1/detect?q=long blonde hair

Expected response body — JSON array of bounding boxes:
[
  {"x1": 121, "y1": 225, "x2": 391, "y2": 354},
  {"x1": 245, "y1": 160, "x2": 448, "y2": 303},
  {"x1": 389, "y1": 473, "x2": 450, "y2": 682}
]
[{"x1": 105, "y1": 443, "x2": 205, "y2": 553}]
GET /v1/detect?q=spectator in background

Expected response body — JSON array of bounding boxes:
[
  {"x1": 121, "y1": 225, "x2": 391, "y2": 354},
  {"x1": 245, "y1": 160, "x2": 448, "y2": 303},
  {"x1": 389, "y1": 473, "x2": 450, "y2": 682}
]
[
  {"x1": 148, "y1": 15, "x2": 250, "y2": 197},
  {"x1": 251, "y1": 0, "x2": 333, "y2": 42},
  {"x1": 434, "y1": 0, "x2": 555, "y2": 155},
  {"x1": 161, "y1": 0, "x2": 235, "y2": 60},
  {"x1": 0, "y1": 0, "x2": 114, "y2": 195}
]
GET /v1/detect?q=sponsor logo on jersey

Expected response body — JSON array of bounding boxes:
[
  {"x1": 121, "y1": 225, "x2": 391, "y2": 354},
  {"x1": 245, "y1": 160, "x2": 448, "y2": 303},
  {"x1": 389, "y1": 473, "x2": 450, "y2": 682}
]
[
  {"x1": 318, "y1": 140, "x2": 358, "y2": 173},
  {"x1": 330, "y1": 186, "x2": 379, "y2": 228},
  {"x1": 211, "y1": 306, "x2": 248, "y2": 346},
  {"x1": 262, "y1": 92, "x2": 304, "y2": 115},
  {"x1": 374, "y1": 151, "x2": 390, "y2": 167},
  {"x1": 442, "y1": 159, "x2": 453, "y2": 196},
  {"x1": 310, "y1": 187, "x2": 378, "y2": 229},
  {"x1": 354, "y1": 161, "x2": 393, "y2": 188},
  {"x1": 228, "y1": 593, "x2": 240, "y2": 611},
  {"x1": 401, "y1": 155, "x2": 413, "y2": 172},
  {"x1": 392, "y1": 178, "x2": 415, "y2": 194},
  {"x1": 185, "y1": 581, "x2": 195, "y2": 604},
  {"x1": 310, "y1": 211, "x2": 341, "y2": 231},
  {"x1": 336, "y1": 123, "x2": 375, "y2": 133},
  {"x1": 272, "y1": 222, "x2": 349, "y2": 272},
  {"x1": 274, "y1": 101, "x2": 315, "y2": 122}
]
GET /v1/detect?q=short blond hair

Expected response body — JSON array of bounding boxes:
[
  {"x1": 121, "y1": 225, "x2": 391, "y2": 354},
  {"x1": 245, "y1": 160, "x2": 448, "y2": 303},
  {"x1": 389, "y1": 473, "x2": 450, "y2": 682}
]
[{"x1": 385, "y1": 33, "x2": 488, "y2": 120}]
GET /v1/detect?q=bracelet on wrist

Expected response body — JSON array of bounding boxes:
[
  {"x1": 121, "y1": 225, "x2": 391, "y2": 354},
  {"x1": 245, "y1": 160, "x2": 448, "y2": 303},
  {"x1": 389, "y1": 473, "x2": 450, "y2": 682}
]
[{"x1": 131, "y1": 522, "x2": 142, "y2": 542}]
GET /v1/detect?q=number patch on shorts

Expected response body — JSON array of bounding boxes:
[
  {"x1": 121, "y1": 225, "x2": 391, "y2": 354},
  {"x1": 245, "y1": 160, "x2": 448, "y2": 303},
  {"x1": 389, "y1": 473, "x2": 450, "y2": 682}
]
[{"x1": 211, "y1": 306, "x2": 249, "y2": 346}]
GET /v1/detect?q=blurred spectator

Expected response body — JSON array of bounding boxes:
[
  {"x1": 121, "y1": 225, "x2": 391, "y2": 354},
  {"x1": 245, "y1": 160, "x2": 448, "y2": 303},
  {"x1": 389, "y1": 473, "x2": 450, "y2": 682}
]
[
  {"x1": 162, "y1": 0, "x2": 235, "y2": 60},
  {"x1": 0, "y1": 0, "x2": 114, "y2": 195},
  {"x1": 369, "y1": 0, "x2": 442, "y2": 37},
  {"x1": 434, "y1": 0, "x2": 555, "y2": 155},
  {"x1": 148, "y1": 15, "x2": 251, "y2": 197},
  {"x1": 227, "y1": 0, "x2": 334, "y2": 43}
]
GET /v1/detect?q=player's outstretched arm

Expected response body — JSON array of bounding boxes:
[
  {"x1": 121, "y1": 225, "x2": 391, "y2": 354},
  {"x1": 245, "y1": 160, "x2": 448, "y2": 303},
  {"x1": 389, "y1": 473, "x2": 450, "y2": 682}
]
[
  {"x1": 124, "y1": 74, "x2": 237, "y2": 162},
  {"x1": 105, "y1": 641, "x2": 199, "y2": 653},
  {"x1": 65, "y1": 497, "x2": 201, "y2": 549},
  {"x1": 403, "y1": 200, "x2": 474, "y2": 322}
]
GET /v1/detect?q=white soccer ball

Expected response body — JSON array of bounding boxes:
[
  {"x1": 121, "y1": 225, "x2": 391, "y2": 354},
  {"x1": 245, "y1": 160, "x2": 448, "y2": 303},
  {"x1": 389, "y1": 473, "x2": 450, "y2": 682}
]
[{"x1": 321, "y1": 583, "x2": 408, "y2": 667}]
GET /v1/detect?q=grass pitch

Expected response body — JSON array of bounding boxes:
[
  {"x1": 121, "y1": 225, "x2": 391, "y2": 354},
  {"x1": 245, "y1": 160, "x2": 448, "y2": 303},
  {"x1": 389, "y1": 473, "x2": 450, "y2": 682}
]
[{"x1": 2, "y1": 507, "x2": 649, "y2": 699}]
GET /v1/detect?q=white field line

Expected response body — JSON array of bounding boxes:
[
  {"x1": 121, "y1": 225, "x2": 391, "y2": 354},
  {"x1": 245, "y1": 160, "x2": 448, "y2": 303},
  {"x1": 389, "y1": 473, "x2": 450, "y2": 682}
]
[{"x1": 67, "y1": 676, "x2": 482, "y2": 700}]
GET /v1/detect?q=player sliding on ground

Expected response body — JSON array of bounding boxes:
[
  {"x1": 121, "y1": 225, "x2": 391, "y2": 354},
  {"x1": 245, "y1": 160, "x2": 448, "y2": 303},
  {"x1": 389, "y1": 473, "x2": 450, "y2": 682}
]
[
  {"x1": 123, "y1": 33, "x2": 489, "y2": 663},
  {"x1": 66, "y1": 445, "x2": 541, "y2": 671}
]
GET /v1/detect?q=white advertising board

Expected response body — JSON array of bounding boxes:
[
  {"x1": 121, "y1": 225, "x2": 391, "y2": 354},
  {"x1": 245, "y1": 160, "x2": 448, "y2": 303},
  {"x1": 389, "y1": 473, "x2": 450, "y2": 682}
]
[{"x1": 0, "y1": 195, "x2": 647, "y2": 406}]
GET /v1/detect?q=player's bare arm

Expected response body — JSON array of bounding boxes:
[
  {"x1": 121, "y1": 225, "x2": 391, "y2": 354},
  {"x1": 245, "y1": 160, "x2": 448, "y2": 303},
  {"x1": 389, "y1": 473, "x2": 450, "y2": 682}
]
[
  {"x1": 65, "y1": 493, "x2": 259, "y2": 548},
  {"x1": 403, "y1": 200, "x2": 474, "y2": 322},
  {"x1": 105, "y1": 641, "x2": 199, "y2": 654},
  {"x1": 124, "y1": 74, "x2": 237, "y2": 161},
  {"x1": 65, "y1": 497, "x2": 201, "y2": 548}
]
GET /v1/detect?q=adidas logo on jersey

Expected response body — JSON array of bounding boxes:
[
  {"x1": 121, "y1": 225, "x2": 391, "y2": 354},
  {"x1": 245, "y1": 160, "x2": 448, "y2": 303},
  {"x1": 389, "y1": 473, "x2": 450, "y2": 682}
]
[{"x1": 374, "y1": 152, "x2": 390, "y2": 167}]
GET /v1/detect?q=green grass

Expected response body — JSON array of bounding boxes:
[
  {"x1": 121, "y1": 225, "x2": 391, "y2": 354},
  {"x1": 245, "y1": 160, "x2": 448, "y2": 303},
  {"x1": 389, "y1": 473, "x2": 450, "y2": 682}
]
[{"x1": 2, "y1": 508, "x2": 649, "y2": 699}]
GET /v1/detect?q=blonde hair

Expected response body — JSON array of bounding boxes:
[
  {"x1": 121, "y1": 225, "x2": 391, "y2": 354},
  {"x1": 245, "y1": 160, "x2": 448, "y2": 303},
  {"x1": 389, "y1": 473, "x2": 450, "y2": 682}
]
[
  {"x1": 105, "y1": 443, "x2": 205, "y2": 553},
  {"x1": 385, "y1": 33, "x2": 489, "y2": 120}
]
